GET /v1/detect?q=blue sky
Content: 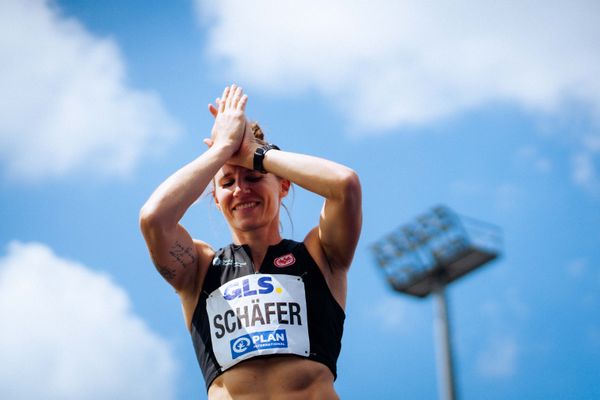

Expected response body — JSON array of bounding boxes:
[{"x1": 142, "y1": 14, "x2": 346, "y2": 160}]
[{"x1": 1, "y1": 0, "x2": 599, "y2": 399}]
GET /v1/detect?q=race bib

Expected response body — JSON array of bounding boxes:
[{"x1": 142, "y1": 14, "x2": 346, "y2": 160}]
[{"x1": 206, "y1": 274, "x2": 310, "y2": 371}]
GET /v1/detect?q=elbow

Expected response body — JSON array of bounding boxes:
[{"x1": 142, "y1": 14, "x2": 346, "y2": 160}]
[
  {"x1": 139, "y1": 204, "x2": 155, "y2": 237},
  {"x1": 337, "y1": 168, "x2": 362, "y2": 204},
  {"x1": 139, "y1": 202, "x2": 168, "y2": 237}
]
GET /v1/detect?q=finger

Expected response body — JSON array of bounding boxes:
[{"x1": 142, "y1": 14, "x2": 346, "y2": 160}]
[
  {"x1": 225, "y1": 84, "x2": 237, "y2": 108},
  {"x1": 238, "y1": 94, "x2": 248, "y2": 111},
  {"x1": 232, "y1": 86, "x2": 243, "y2": 107},
  {"x1": 212, "y1": 97, "x2": 222, "y2": 115},
  {"x1": 208, "y1": 104, "x2": 218, "y2": 117},
  {"x1": 219, "y1": 87, "x2": 229, "y2": 113}
]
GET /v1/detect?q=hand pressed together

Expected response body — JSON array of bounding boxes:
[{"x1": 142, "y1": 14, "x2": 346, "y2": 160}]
[
  {"x1": 205, "y1": 84, "x2": 248, "y2": 157},
  {"x1": 206, "y1": 84, "x2": 263, "y2": 169}
]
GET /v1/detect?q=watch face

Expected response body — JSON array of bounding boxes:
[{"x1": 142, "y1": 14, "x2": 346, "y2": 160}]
[{"x1": 253, "y1": 146, "x2": 266, "y2": 173}]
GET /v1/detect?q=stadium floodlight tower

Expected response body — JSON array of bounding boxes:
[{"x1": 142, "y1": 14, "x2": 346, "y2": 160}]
[{"x1": 370, "y1": 205, "x2": 502, "y2": 400}]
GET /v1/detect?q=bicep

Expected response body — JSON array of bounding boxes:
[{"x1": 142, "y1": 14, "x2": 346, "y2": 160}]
[{"x1": 141, "y1": 221, "x2": 205, "y2": 293}]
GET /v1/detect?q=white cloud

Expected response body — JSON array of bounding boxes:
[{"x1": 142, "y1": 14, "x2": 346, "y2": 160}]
[
  {"x1": 476, "y1": 336, "x2": 518, "y2": 378},
  {"x1": 0, "y1": 0, "x2": 180, "y2": 181},
  {"x1": 198, "y1": 0, "x2": 600, "y2": 196},
  {"x1": 0, "y1": 241, "x2": 177, "y2": 399},
  {"x1": 197, "y1": 0, "x2": 600, "y2": 131}
]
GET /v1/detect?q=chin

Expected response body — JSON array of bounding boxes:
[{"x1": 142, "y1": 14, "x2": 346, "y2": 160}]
[{"x1": 231, "y1": 220, "x2": 261, "y2": 232}]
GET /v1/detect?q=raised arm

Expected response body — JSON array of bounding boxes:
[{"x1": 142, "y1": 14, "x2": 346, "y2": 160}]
[
  {"x1": 207, "y1": 114, "x2": 362, "y2": 271},
  {"x1": 140, "y1": 85, "x2": 248, "y2": 293},
  {"x1": 262, "y1": 150, "x2": 362, "y2": 271}
]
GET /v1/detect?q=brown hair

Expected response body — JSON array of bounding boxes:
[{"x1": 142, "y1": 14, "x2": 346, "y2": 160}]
[{"x1": 250, "y1": 121, "x2": 265, "y2": 141}]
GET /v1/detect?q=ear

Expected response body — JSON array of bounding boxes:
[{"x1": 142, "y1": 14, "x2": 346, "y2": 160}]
[{"x1": 279, "y1": 179, "x2": 291, "y2": 199}]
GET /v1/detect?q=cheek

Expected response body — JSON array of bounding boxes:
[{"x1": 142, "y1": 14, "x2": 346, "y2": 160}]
[
  {"x1": 266, "y1": 190, "x2": 282, "y2": 209},
  {"x1": 214, "y1": 189, "x2": 231, "y2": 207}
]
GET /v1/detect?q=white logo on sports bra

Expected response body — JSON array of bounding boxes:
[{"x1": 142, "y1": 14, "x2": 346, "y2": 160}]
[{"x1": 213, "y1": 258, "x2": 247, "y2": 268}]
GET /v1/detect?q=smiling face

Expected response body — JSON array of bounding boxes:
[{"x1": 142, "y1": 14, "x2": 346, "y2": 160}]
[{"x1": 213, "y1": 165, "x2": 289, "y2": 235}]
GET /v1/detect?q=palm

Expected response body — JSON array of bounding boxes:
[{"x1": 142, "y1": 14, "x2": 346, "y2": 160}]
[{"x1": 208, "y1": 85, "x2": 248, "y2": 153}]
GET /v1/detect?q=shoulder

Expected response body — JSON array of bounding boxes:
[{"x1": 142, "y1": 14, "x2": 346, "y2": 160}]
[
  {"x1": 193, "y1": 239, "x2": 216, "y2": 270},
  {"x1": 180, "y1": 239, "x2": 215, "y2": 299},
  {"x1": 194, "y1": 239, "x2": 216, "y2": 258}
]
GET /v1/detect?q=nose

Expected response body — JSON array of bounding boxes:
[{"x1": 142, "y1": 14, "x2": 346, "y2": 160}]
[{"x1": 233, "y1": 181, "x2": 251, "y2": 196}]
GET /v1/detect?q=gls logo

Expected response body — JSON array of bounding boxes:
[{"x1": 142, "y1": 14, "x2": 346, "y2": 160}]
[{"x1": 223, "y1": 276, "x2": 274, "y2": 301}]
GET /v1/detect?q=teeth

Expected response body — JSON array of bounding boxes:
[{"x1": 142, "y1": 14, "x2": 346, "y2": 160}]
[{"x1": 235, "y1": 202, "x2": 257, "y2": 210}]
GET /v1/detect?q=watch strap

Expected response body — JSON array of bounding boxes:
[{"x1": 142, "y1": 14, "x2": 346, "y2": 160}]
[{"x1": 253, "y1": 143, "x2": 280, "y2": 173}]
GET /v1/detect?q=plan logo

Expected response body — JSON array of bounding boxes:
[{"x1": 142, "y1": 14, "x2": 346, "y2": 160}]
[
  {"x1": 230, "y1": 329, "x2": 288, "y2": 359},
  {"x1": 274, "y1": 253, "x2": 295, "y2": 268}
]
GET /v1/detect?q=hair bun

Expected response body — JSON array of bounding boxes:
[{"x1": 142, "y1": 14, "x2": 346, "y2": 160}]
[{"x1": 251, "y1": 122, "x2": 265, "y2": 141}]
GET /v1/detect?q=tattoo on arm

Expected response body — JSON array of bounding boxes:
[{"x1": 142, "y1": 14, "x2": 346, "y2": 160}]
[
  {"x1": 156, "y1": 264, "x2": 176, "y2": 281},
  {"x1": 150, "y1": 241, "x2": 196, "y2": 283},
  {"x1": 169, "y1": 241, "x2": 196, "y2": 269}
]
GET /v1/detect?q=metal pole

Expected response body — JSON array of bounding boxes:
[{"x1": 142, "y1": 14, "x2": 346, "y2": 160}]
[{"x1": 432, "y1": 282, "x2": 457, "y2": 400}]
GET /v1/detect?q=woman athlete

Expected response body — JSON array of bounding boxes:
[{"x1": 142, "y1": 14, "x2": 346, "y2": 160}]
[{"x1": 140, "y1": 84, "x2": 362, "y2": 399}]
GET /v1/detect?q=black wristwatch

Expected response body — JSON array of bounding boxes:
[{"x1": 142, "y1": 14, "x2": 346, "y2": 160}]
[{"x1": 253, "y1": 143, "x2": 280, "y2": 173}]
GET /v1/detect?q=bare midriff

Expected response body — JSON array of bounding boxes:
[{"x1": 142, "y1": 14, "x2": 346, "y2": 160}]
[{"x1": 207, "y1": 356, "x2": 339, "y2": 400}]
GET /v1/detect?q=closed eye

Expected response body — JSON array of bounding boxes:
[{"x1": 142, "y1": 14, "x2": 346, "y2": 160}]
[
  {"x1": 246, "y1": 175, "x2": 263, "y2": 183},
  {"x1": 220, "y1": 179, "x2": 234, "y2": 188}
]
